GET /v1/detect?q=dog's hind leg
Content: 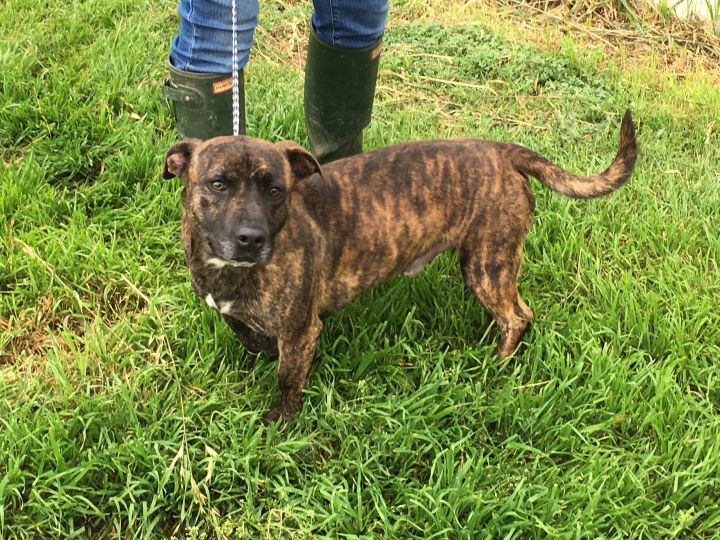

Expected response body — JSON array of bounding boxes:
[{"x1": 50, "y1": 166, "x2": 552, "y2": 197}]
[
  {"x1": 223, "y1": 315, "x2": 279, "y2": 359},
  {"x1": 459, "y1": 225, "x2": 534, "y2": 357}
]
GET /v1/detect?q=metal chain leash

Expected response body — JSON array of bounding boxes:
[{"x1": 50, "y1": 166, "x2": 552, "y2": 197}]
[{"x1": 231, "y1": 0, "x2": 240, "y2": 136}]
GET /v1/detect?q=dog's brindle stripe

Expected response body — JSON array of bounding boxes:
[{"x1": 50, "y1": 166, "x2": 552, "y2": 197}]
[{"x1": 163, "y1": 111, "x2": 637, "y2": 422}]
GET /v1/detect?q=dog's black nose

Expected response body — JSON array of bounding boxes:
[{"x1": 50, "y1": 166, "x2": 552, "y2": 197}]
[{"x1": 236, "y1": 227, "x2": 266, "y2": 249}]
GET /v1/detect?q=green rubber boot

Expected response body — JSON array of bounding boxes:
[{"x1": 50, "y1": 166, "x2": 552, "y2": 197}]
[
  {"x1": 162, "y1": 60, "x2": 245, "y2": 139},
  {"x1": 304, "y1": 31, "x2": 382, "y2": 164}
]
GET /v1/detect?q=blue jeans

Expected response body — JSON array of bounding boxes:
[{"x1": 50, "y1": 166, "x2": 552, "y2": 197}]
[{"x1": 170, "y1": 0, "x2": 389, "y2": 73}]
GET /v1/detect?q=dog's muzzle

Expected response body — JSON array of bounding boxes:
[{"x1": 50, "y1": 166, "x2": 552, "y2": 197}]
[
  {"x1": 207, "y1": 225, "x2": 273, "y2": 267},
  {"x1": 231, "y1": 226, "x2": 271, "y2": 263},
  {"x1": 235, "y1": 226, "x2": 266, "y2": 251}
]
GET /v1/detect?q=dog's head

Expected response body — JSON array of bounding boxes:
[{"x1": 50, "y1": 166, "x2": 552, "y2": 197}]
[{"x1": 163, "y1": 136, "x2": 322, "y2": 267}]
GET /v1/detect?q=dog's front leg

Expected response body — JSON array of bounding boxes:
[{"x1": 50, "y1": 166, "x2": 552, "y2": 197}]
[{"x1": 263, "y1": 317, "x2": 322, "y2": 423}]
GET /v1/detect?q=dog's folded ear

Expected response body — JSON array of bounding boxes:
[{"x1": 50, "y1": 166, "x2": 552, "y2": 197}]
[
  {"x1": 163, "y1": 139, "x2": 201, "y2": 180},
  {"x1": 275, "y1": 141, "x2": 324, "y2": 184}
]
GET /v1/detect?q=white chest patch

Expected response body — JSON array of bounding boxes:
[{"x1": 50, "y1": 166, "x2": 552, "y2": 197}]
[
  {"x1": 204, "y1": 294, "x2": 218, "y2": 310},
  {"x1": 204, "y1": 294, "x2": 234, "y2": 315}
]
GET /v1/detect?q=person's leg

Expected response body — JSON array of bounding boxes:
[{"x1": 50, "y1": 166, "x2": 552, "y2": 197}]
[
  {"x1": 304, "y1": 0, "x2": 389, "y2": 163},
  {"x1": 311, "y1": 0, "x2": 387, "y2": 49},
  {"x1": 163, "y1": 0, "x2": 258, "y2": 139}
]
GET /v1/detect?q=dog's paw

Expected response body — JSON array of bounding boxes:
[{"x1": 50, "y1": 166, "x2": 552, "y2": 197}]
[
  {"x1": 262, "y1": 406, "x2": 285, "y2": 425},
  {"x1": 262, "y1": 401, "x2": 299, "y2": 425}
]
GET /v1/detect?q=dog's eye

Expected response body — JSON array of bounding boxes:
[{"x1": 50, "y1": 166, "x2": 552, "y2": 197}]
[
  {"x1": 210, "y1": 181, "x2": 226, "y2": 192},
  {"x1": 267, "y1": 186, "x2": 283, "y2": 198}
]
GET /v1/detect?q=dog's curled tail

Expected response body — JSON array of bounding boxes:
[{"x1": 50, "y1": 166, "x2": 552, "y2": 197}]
[{"x1": 511, "y1": 110, "x2": 637, "y2": 199}]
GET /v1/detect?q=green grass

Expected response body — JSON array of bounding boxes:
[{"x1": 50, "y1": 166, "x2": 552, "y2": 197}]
[{"x1": 2, "y1": 0, "x2": 720, "y2": 537}]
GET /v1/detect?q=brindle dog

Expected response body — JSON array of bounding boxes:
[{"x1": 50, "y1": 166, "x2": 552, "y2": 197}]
[{"x1": 163, "y1": 111, "x2": 637, "y2": 422}]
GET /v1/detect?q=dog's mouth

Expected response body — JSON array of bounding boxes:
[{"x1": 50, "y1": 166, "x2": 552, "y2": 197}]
[
  {"x1": 206, "y1": 257, "x2": 259, "y2": 269},
  {"x1": 205, "y1": 238, "x2": 273, "y2": 269}
]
